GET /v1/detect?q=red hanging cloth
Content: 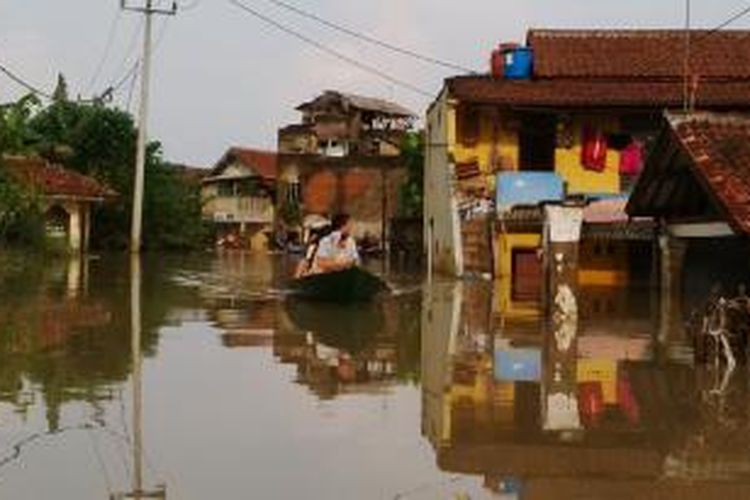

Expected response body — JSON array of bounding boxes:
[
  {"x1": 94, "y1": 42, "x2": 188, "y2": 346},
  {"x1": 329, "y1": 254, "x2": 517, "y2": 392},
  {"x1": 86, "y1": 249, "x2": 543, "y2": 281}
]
[{"x1": 581, "y1": 126, "x2": 608, "y2": 172}]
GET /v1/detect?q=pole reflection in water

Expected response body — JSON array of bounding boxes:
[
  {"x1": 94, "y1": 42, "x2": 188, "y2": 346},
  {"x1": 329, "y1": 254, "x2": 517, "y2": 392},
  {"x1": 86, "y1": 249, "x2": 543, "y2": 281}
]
[{"x1": 111, "y1": 255, "x2": 165, "y2": 500}]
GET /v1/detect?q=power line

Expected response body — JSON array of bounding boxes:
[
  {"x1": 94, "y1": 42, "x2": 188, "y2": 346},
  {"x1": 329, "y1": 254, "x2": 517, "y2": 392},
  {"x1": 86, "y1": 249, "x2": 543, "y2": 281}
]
[
  {"x1": 228, "y1": 0, "x2": 434, "y2": 98},
  {"x1": 645, "y1": 2, "x2": 750, "y2": 78},
  {"x1": 106, "y1": 17, "x2": 146, "y2": 96},
  {"x1": 178, "y1": 0, "x2": 201, "y2": 12},
  {"x1": 0, "y1": 62, "x2": 54, "y2": 99},
  {"x1": 125, "y1": 61, "x2": 140, "y2": 112},
  {"x1": 87, "y1": 7, "x2": 123, "y2": 94},
  {"x1": 699, "y1": 2, "x2": 750, "y2": 38},
  {"x1": 259, "y1": 0, "x2": 476, "y2": 74},
  {"x1": 106, "y1": 17, "x2": 170, "y2": 100}
]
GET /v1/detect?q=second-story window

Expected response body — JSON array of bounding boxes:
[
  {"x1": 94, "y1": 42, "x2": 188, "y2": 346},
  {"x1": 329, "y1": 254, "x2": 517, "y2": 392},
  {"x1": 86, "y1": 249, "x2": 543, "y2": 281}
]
[
  {"x1": 457, "y1": 105, "x2": 481, "y2": 147},
  {"x1": 288, "y1": 182, "x2": 300, "y2": 204},
  {"x1": 218, "y1": 181, "x2": 234, "y2": 197},
  {"x1": 317, "y1": 139, "x2": 348, "y2": 157}
]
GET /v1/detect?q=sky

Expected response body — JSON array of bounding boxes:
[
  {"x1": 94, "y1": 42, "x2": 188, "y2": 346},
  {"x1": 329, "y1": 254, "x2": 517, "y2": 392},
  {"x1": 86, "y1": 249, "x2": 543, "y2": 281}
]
[{"x1": 1, "y1": 0, "x2": 749, "y2": 167}]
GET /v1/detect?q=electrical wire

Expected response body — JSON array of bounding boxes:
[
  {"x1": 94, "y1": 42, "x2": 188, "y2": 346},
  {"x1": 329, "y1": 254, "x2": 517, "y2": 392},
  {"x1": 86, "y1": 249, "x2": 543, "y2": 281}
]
[
  {"x1": 125, "y1": 61, "x2": 140, "y2": 112},
  {"x1": 0, "y1": 62, "x2": 54, "y2": 99},
  {"x1": 105, "y1": 17, "x2": 145, "y2": 98},
  {"x1": 642, "y1": 2, "x2": 750, "y2": 77},
  {"x1": 87, "y1": 7, "x2": 123, "y2": 94},
  {"x1": 106, "y1": 17, "x2": 171, "y2": 102},
  {"x1": 178, "y1": 0, "x2": 201, "y2": 12},
  {"x1": 698, "y1": 2, "x2": 750, "y2": 38},
  {"x1": 259, "y1": 0, "x2": 476, "y2": 74},
  {"x1": 228, "y1": 0, "x2": 434, "y2": 98}
]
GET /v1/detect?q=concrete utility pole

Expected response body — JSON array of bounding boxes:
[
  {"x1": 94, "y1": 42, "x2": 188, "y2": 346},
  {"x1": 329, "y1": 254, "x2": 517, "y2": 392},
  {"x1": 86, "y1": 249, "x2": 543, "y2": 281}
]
[{"x1": 122, "y1": 0, "x2": 177, "y2": 253}]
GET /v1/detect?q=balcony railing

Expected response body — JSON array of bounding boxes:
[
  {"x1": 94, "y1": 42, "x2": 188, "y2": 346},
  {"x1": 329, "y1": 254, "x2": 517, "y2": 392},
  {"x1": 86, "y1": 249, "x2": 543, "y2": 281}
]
[{"x1": 203, "y1": 196, "x2": 274, "y2": 224}]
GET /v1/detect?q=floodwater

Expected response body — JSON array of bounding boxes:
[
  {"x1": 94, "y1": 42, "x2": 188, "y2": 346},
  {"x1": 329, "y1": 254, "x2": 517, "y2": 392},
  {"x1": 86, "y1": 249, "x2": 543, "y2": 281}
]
[{"x1": 0, "y1": 253, "x2": 749, "y2": 499}]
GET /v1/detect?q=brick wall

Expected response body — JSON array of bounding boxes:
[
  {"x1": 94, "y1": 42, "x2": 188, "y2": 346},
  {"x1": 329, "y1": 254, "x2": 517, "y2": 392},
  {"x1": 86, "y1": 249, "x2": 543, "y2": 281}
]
[{"x1": 292, "y1": 158, "x2": 407, "y2": 239}]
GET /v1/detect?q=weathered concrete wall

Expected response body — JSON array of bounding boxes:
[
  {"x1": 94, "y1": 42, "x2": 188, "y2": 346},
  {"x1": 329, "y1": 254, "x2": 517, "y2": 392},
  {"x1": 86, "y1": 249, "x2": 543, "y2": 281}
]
[{"x1": 424, "y1": 89, "x2": 463, "y2": 276}]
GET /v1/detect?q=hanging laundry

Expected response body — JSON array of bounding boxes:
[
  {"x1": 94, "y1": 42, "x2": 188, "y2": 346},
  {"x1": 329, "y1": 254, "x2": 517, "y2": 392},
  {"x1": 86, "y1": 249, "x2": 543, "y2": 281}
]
[
  {"x1": 581, "y1": 126, "x2": 608, "y2": 172},
  {"x1": 577, "y1": 381, "x2": 605, "y2": 428},
  {"x1": 617, "y1": 371, "x2": 641, "y2": 425},
  {"x1": 619, "y1": 140, "x2": 645, "y2": 176}
]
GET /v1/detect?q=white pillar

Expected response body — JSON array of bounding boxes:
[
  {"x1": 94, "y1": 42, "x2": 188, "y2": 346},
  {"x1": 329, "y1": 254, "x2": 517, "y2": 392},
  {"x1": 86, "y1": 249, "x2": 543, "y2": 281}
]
[{"x1": 67, "y1": 202, "x2": 82, "y2": 253}]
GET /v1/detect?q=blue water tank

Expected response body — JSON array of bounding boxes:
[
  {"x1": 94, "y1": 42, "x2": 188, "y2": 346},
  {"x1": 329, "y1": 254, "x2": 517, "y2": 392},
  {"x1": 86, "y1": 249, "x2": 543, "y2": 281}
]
[{"x1": 503, "y1": 47, "x2": 533, "y2": 79}]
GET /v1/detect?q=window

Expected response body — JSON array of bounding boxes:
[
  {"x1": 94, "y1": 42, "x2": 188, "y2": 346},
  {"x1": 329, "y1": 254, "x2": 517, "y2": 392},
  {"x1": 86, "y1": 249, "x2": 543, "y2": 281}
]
[
  {"x1": 286, "y1": 181, "x2": 301, "y2": 204},
  {"x1": 218, "y1": 182, "x2": 234, "y2": 197},
  {"x1": 519, "y1": 115, "x2": 556, "y2": 171},
  {"x1": 457, "y1": 105, "x2": 480, "y2": 146}
]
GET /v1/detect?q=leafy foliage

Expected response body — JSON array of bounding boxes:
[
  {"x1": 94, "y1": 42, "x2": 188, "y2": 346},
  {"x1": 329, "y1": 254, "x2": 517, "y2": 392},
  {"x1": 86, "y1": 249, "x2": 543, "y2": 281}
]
[
  {"x1": 0, "y1": 95, "x2": 42, "y2": 155},
  {"x1": 398, "y1": 131, "x2": 424, "y2": 218},
  {"x1": 0, "y1": 168, "x2": 44, "y2": 247},
  {"x1": 1, "y1": 92, "x2": 207, "y2": 251}
]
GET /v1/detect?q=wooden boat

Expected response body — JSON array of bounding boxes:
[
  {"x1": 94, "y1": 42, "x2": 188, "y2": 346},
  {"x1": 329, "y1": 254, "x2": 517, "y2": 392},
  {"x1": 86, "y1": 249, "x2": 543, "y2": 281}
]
[{"x1": 291, "y1": 267, "x2": 388, "y2": 302}]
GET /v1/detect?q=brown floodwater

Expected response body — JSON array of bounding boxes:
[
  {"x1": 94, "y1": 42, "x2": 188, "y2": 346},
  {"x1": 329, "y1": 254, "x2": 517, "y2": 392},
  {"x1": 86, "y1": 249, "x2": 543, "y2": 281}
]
[{"x1": 0, "y1": 252, "x2": 749, "y2": 499}]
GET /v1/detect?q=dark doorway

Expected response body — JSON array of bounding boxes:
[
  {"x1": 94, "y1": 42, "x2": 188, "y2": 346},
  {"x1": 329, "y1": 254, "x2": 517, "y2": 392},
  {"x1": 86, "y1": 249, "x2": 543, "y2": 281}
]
[
  {"x1": 512, "y1": 248, "x2": 542, "y2": 302},
  {"x1": 519, "y1": 115, "x2": 556, "y2": 171}
]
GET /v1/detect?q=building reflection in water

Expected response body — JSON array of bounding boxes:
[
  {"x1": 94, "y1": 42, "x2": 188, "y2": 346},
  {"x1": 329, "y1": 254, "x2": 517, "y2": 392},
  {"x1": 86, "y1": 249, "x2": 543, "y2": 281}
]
[
  {"x1": 0, "y1": 255, "x2": 119, "y2": 430},
  {"x1": 422, "y1": 279, "x2": 750, "y2": 499},
  {"x1": 272, "y1": 295, "x2": 421, "y2": 400}
]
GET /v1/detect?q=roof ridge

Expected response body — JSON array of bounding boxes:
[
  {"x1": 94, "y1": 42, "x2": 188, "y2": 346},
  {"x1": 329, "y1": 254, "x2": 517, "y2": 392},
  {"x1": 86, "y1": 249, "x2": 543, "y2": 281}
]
[
  {"x1": 529, "y1": 28, "x2": 750, "y2": 37},
  {"x1": 230, "y1": 146, "x2": 278, "y2": 154}
]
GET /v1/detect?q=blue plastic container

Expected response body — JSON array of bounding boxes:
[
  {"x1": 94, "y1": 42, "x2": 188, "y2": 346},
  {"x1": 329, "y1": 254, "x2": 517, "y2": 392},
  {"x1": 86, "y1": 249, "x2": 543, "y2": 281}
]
[{"x1": 503, "y1": 47, "x2": 533, "y2": 79}]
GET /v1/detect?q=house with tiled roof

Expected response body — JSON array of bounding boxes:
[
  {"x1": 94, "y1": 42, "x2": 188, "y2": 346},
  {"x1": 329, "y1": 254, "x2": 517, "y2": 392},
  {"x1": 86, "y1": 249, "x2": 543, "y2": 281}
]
[
  {"x1": 627, "y1": 112, "x2": 750, "y2": 313},
  {"x1": 426, "y1": 28, "x2": 750, "y2": 311},
  {"x1": 201, "y1": 147, "x2": 278, "y2": 250},
  {"x1": 277, "y1": 90, "x2": 416, "y2": 248},
  {"x1": 2, "y1": 155, "x2": 116, "y2": 252}
]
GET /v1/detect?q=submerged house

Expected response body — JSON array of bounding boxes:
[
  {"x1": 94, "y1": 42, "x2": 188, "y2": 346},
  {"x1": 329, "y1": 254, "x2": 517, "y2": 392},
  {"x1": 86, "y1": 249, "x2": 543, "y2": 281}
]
[
  {"x1": 425, "y1": 29, "x2": 750, "y2": 314},
  {"x1": 628, "y1": 112, "x2": 750, "y2": 316},
  {"x1": 277, "y1": 90, "x2": 415, "y2": 246},
  {"x1": 202, "y1": 147, "x2": 277, "y2": 250},
  {"x1": 2, "y1": 155, "x2": 116, "y2": 252}
]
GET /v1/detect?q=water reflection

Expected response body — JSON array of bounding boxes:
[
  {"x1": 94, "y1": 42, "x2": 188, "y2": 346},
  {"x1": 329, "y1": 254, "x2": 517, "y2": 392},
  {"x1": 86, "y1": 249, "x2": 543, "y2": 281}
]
[
  {"x1": 278, "y1": 297, "x2": 420, "y2": 399},
  {"x1": 422, "y1": 279, "x2": 750, "y2": 498},
  {"x1": 4, "y1": 252, "x2": 750, "y2": 498}
]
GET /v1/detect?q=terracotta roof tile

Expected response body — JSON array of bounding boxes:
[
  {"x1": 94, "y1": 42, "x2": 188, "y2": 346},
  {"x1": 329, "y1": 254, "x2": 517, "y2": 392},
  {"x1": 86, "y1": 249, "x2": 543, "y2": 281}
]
[
  {"x1": 669, "y1": 113, "x2": 750, "y2": 233},
  {"x1": 528, "y1": 29, "x2": 750, "y2": 80},
  {"x1": 2, "y1": 156, "x2": 117, "y2": 200},
  {"x1": 209, "y1": 147, "x2": 278, "y2": 180},
  {"x1": 446, "y1": 77, "x2": 750, "y2": 108}
]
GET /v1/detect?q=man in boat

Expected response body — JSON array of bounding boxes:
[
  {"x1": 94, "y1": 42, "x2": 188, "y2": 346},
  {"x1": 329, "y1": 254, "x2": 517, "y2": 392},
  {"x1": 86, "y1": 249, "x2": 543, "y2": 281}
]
[
  {"x1": 295, "y1": 213, "x2": 360, "y2": 278},
  {"x1": 315, "y1": 213, "x2": 360, "y2": 272}
]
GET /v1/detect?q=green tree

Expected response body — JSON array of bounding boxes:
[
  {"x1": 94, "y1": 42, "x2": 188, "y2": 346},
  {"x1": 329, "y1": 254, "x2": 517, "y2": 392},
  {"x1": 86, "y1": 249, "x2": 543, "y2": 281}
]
[
  {"x1": 52, "y1": 74, "x2": 69, "y2": 103},
  {"x1": 0, "y1": 89, "x2": 206, "y2": 251},
  {"x1": 0, "y1": 94, "x2": 42, "y2": 156},
  {"x1": 0, "y1": 169, "x2": 44, "y2": 247},
  {"x1": 398, "y1": 131, "x2": 424, "y2": 218}
]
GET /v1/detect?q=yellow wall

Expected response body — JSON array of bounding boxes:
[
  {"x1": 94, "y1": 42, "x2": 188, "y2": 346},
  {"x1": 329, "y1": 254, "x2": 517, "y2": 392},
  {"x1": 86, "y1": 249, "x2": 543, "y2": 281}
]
[
  {"x1": 495, "y1": 232, "x2": 542, "y2": 319},
  {"x1": 451, "y1": 110, "x2": 622, "y2": 196},
  {"x1": 578, "y1": 240, "x2": 630, "y2": 287},
  {"x1": 556, "y1": 118, "x2": 620, "y2": 195}
]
